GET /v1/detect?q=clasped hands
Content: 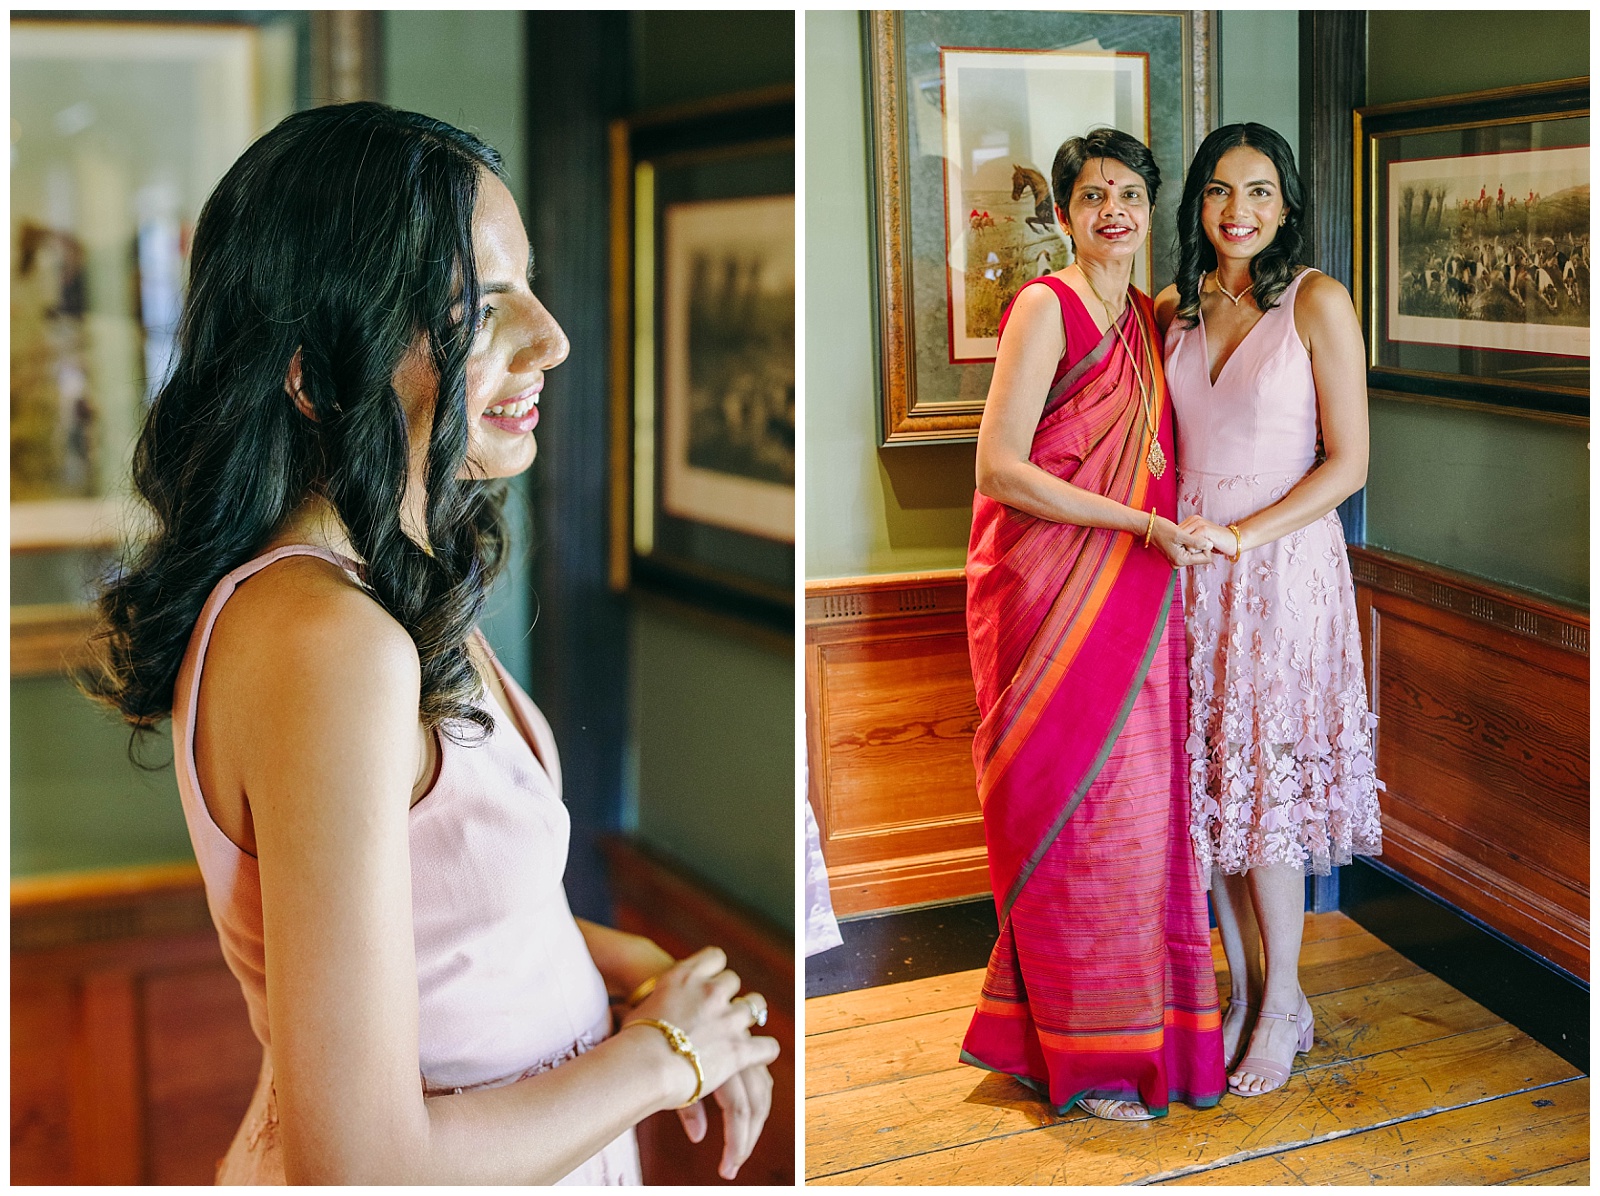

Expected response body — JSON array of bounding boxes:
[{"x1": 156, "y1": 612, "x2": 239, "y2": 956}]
[{"x1": 1148, "y1": 513, "x2": 1236, "y2": 568}]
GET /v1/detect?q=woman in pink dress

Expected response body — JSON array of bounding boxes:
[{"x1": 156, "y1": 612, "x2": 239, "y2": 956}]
[
  {"x1": 88, "y1": 103, "x2": 777, "y2": 1182},
  {"x1": 1155, "y1": 123, "x2": 1383, "y2": 1097}
]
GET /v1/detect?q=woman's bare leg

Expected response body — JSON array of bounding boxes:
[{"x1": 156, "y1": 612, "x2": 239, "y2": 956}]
[
  {"x1": 1210, "y1": 867, "x2": 1263, "y2": 1066},
  {"x1": 1230, "y1": 864, "x2": 1308, "y2": 1093}
]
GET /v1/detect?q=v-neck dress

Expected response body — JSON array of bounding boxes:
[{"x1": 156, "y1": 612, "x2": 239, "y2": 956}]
[
  {"x1": 172, "y1": 544, "x2": 640, "y2": 1184},
  {"x1": 1163, "y1": 269, "x2": 1383, "y2": 879}
]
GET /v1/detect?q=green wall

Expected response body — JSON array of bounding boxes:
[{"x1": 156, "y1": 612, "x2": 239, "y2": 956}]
[
  {"x1": 1363, "y1": 11, "x2": 1589, "y2": 606},
  {"x1": 626, "y1": 10, "x2": 795, "y2": 931},
  {"x1": 629, "y1": 605, "x2": 793, "y2": 928},
  {"x1": 1217, "y1": 10, "x2": 1299, "y2": 164},
  {"x1": 804, "y1": 11, "x2": 1299, "y2": 580}
]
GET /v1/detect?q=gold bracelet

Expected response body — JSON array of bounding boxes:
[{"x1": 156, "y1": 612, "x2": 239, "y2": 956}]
[
  {"x1": 626, "y1": 974, "x2": 660, "y2": 1007},
  {"x1": 1226, "y1": 523, "x2": 1243, "y2": 562},
  {"x1": 1143, "y1": 507, "x2": 1157, "y2": 548},
  {"x1": 625, "y1": 1017, "x2": 704, "y2": 1107}
]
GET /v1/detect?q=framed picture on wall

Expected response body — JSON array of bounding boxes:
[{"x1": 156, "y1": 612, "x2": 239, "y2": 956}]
[
  {"x1": 864, "y1": 10, "x2": 1214, "y2": 444},
  {"x1": 10, "y1": 16, "x2": 303, "y2": 676},
  {"x1": 608, "y1": 87, "x2": 795, "y2": 627},
  {"x1": 1354, "y1": 77, "x2": 1589, "y2": 418}
]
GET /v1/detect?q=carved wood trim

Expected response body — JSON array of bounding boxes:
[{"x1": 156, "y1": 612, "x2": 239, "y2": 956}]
[{"x1": 1349, "y1": 545, "x2": 1588, "y2": 657}]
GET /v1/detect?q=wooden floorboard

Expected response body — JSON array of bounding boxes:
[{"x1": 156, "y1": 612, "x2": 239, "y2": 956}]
[
  {"x1": 804, "y1": 912, "x2": 1588, "y2": 1186},
  {"x1": 1161, "y1": 1078, "x2": 1590, "y2": 1186},
  {"x1": 1503, "y1": 1159, "x2": 1591, "y2": 1185}
]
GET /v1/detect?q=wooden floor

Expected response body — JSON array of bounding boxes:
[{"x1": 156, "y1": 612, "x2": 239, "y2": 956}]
[{"x1": 805, "y1": 912, "x2": 1589, "y2": 1185}]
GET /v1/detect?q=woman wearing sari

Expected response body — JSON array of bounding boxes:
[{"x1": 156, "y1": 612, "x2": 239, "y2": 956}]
[{"x1": 961, "y1": 128, "x2": 1227, "y2": 1122}]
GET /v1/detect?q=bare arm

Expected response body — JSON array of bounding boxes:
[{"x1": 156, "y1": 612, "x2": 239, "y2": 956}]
[
  {"x1": 974, "y1": 281, "x2": 1208, "y2": 566},
  {"x1": 1182, "y1": 272, "x2": 1369, "y2": 553},
  {"x1": 235, "y1": 581, "x2": 775, "y2": 1183},
  {"x1": 577, "y1": 919, "x2": 673, "y2": 1000}
]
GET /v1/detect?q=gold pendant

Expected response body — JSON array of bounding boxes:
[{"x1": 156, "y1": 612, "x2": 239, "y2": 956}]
[{"x1": 1147, "y1": 437, "x2": 1167, "y2": 479}]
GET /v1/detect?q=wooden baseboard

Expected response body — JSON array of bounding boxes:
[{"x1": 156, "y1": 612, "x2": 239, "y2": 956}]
[
  {"x1": 12, "y1": 864, "x2": 260, "y2": 1185},
  {"x1": 805, "y1": 570, "x2": 985, "y2": 916},
  {"x1": 806, "y1": 552, "x2": 1590, "y2": 981},
  {"x1": 600, "y1": 836, "x2": 795, "y2": 1186},
  {"x1": 1349, "y1": 545, "x2": 1588, "y2": 980}
]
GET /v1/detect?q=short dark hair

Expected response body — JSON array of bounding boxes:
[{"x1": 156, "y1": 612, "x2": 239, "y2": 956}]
[
  {"x1": 1172, "y1": 122, "x2": 1306, "y2": 326},
  {"x1": 1050, "y1": 127, "x2": 1161, "y2": 220}
]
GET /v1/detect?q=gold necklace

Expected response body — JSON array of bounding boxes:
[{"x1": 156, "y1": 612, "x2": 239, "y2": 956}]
[
  {"x1": 1081, "y1": 270, "x2": 1166, "y2": 479},
  {"x1": 1212, "y1": 270, "x2": 1249, "y2": 305}
]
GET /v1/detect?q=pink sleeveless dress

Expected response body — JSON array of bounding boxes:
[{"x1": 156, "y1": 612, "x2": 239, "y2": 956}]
[
  {"x1": 1163, "y1": 269, "x2": 1383, "y2": 878},
  {"x1": 172, "y1": 544, "x2": 641, "y2": 1184}
]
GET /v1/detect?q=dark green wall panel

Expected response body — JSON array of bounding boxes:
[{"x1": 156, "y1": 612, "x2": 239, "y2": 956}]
[
  {"x1": 1364, "y1": 11, "x2": 1589, "y2": 606},
  {"x1": 11, "y1": 678, "x2": 191, "y2": 876}
]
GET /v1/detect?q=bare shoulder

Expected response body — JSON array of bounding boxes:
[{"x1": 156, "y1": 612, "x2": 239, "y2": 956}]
[
  {"x1": 1294, "y1": 269, "x2": 1356, "y2": 321},
  {"x1": 1153, "y1": 283, "x2": 1181, "y2": 334},
  {"x1": 1007, "y1": 277, "x2": 1062, "y2": 324},
  {"x1": 208, "y1": 554, "x2": 421, "y2": 738}
]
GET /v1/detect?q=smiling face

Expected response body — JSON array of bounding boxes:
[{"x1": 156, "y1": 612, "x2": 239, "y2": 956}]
[
  {"x1": 392, "y1": 171, "x2": 569, "y2": 491},
  {"x1": 1200, "y1": 144, "x2": 1287, "y2": 268},
  {"x1": 1057, "y1": 157, "x2": 1151, "y2": 267}
]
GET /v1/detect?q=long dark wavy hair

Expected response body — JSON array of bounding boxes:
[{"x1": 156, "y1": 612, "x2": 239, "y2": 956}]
[
  {"x1": 88, "y1": 102, "x2": 510, "y2": 743},
  {"x1": 1172, "y1": 122, "x2": 1306, "y2": 327}
]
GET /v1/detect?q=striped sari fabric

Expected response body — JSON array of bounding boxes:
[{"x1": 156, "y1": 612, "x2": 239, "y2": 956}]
[{"x1": 961, "y1": 278, "x2": 1225, "y2": 1116}]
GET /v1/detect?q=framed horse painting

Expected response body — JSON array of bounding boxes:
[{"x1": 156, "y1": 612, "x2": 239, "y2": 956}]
[{"x1": 865, "y1": 10, "x2": 1213, "y2": 444}]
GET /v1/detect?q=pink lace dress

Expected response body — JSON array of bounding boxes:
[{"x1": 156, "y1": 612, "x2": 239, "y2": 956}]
[{"x1": 1164, "y1": 268, "x2": 1383, "y2": 878}]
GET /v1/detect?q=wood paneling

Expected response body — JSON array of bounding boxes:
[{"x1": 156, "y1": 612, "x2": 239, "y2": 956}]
[
  {"x1": 1350, "y1": 546, "x2": 1589, "y2": 979},
  {"x1": 805, "y1": 571, "x2": 987, "y2": 916},
  {"x1": 809, "y1": 553, "x2": 1589, "y2": 978},
  {"x1": 601, "y1": 836, "x2": 795, "y2": 1187},
  {"x1": 11, "y1": 865, "x2": 261, "y2": 1185}
]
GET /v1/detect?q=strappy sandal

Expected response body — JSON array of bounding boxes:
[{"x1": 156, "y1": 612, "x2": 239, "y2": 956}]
[
  {"x1": 1079, "y1": 1097, "x2": 1156, "y2": 1122},
  {"x1": 1228, "y1": 992, "x2": 1314, "y2": 1097}
]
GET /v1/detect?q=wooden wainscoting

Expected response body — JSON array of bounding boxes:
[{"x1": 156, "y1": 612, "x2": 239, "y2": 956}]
[
  {"x1": 11, "y1": 864, "x2": 262, "y2": 1185},
  {"x1": 601, "y1": 836, "x2": 795, "y2": 1187},
  {"x1": 1349, "y1": 546, "x2": 1590, "y2": 980},
  {"x1": 805, "y1": 571, "x2": 987, "y2": 917}
]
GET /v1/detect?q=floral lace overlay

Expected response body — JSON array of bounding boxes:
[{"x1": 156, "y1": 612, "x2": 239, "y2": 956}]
[{"x1": 1180, "y1": 470, "x2": 1383, "y2": 878}]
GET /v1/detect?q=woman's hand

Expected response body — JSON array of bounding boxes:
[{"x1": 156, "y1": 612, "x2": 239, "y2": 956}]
[
  {"x1": 677, "y1": 1063, "x2": 775, "y2": 1181},
  {"x1": 1151, "y1": 516, "x2": 1215, "y2": 568},
  {"x1": 625, "y1": 947, "x2": 779, "y2": 1179},
  {"x1": 1179, "y1": 514, "x2": 1235, "y2": 559}
]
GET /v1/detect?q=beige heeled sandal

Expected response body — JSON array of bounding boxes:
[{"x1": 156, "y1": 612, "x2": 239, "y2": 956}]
[{"x1": 1228, "y1": 992, "x2": 1314, "y2": 1096}]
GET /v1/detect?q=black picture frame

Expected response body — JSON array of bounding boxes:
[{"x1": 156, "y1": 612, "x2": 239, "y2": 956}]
[
  {"x1": 607, "y1": 86, "x2": 795, "y2": 629},
  {"x1": 1354, "y1": 78, "x2": 1589, "y2": 418}
]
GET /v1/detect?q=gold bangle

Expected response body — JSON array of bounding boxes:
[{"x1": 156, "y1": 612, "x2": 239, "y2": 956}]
[
  {"x1": 1227, "y1": 523, "x2": 1243, "y2": 562},
  {"x1": 626, "y1": 974, "x2": 660, "y2": 1007},
  {"x1": 625, "y1": 1017, "x2": 704, "y2": 1107},
  {"x1": 1143, "y1": 507, "x2": 1157, "y2": 548}
]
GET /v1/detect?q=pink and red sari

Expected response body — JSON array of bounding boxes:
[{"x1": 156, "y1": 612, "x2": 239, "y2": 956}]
[{"x1": 961, "y1": 277, "x2": 1224, "y2": 1116}]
